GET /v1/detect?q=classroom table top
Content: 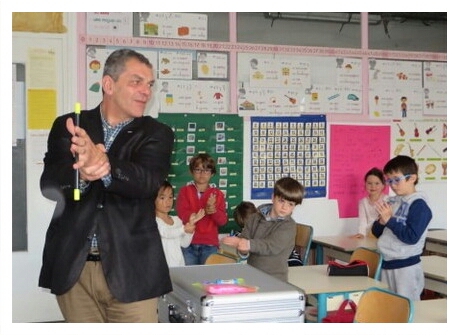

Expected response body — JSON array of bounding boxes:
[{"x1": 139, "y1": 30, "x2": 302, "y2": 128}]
[
  {"x1": 312, "y1": 235, "x2": 378, "y2": 252},
  {"x1": 413, "y1": 298, "x2": 447, "y2": 323},
  {"x1": 287, "y1": 264, "x2": 387, "y2": 295},
  {"x1": 421, "y1": 255, "x2": 447, "y2": 282},
  {"x1": 426, "y1": 229, "x2": 447, "y2": 244}
]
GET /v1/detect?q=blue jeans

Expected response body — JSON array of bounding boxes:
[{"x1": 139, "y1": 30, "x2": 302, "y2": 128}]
[{"x1": 182, "y1": 244, "x2": 218, "y2": 265}]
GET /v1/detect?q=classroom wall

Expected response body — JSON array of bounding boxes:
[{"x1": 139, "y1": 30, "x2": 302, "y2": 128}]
[
  {"x1": 12, "y1": 14, "x2": 78, "y2": 322},
  {"x1": 11, "y1": 12, "x2": 447, "y2": 323},
  {"x1": 242, "y1": 120, "x2": 447, "y2": 237}
]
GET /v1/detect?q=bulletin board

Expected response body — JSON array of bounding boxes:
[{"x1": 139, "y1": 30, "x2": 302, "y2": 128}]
[
  {"x1": 329, "y1": 124, "x2": 391, "y2": 218},
  {"x1": 157, "y1": 113, "x2": 243, "y2": 234},
  {"x1": 250, "y1": 114, "x2": 327, "y2": 200}
]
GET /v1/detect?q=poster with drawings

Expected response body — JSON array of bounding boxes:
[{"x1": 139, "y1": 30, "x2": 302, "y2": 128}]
[
  {"x1": 158, "y1": 50, "x2": 193, "y2": 79},
  {"x1": 138, "y1": 12, "x2": 207, "y2": 40},
  {"x1": 248, "y1": 57, "x2": 311, "y2": 88},
  {"x1": 156, "y1": 49, "x2": 229, "y2": 114},
  {"x1": 86, "y1": 46, "x2": 230, "y2": 116},
  {"x1": 197, "y1": 51, "x2": 228, "y2": 79},
  {"x1": 304, "y1": 84, "x2": 362, "y2": 114},
  {"x1": 423, "y1": 61, "x2": 447, "y2": 116},
  {"x1": 369, "y1": 59, "x2": 446, "y2": 119},
  {"x1": 391, "y1": 120, "x2": 447, "y2": 182},
  {"x1": 238, "y1": 53, "x2": 362, "y2": 116},
  {"x1": 369, "y1": 86, "x2": 424, "y2": 120},
  {"x1": 157, "y1": 80, "x2": 229, "y2": 114},
  {"x1": 336, "y1": 57, "x2": 361, "y2": 87}
]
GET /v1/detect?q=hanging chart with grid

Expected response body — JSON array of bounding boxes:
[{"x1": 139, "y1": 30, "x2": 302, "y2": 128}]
[{"x1": 250, "y1": 114, "x2": 327, "y2": 199}]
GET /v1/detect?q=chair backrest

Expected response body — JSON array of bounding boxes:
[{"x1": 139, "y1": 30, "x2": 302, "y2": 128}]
[
  {"x1": 349, "y1": 247, "x2": 382, "y2": 280},
  {"x1": 294, "y1": 224, "x2": 314, "y2": 265},
  {"x1": 354, "y1": 287, "x2": 413, "y2": 323},
  {"x1": 205, "y1": 253, "x2": 238, "y2": 265}
]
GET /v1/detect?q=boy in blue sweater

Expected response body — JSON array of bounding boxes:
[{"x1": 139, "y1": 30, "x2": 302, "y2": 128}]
[{"x1": 372, "y1": 155, "x2": 432, "y2": 301}]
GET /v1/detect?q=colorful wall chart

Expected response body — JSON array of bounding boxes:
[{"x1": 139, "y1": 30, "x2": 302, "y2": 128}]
[
  {"x1": 391, "y1": 120, "x2": 447, "y2": 182},
  {"x1": 250, "y1": 115, "x2": 327, "y2": 200}
]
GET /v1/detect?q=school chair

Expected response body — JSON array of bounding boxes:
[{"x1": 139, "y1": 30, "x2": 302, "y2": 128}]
[
  {"x1": 295, "y1": 223, "x2": 314, "y2": 265},
  {"x1": 205, "y1": 253, "x2": 238, "y2": 265},
  {"x1": 353, "y1": 287, "x2": 413, "y2": 323},
  {"x1": 349, "y1": 247, "x2": 382, "y2": 280}
]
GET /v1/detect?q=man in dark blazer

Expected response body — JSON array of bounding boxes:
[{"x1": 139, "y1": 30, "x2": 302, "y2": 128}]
[{"x1": 39, "y1": 49, "x2": 174, "y2": 322}]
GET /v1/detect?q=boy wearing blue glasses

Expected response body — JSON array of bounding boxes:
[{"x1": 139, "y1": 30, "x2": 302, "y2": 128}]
[{"x1": 372, "y1": 155, "x2": 432, "y2": 301}]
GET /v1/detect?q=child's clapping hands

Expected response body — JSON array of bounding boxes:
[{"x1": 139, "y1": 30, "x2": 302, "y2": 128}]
[
  {"x1": 184, "y1": 209, "x2": 205, "y2": 233},
  {"x1": 374, "y1": 201, "x2": 393, "y2": 225},
  {"x1": 205, "y1": 193, "x2": 217, "y2": 215}
]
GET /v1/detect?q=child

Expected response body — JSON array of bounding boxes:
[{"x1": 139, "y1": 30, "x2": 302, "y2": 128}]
[
  {"x1": 155, "y1": 180, "x2": 205, "y2": 267},
  {"x1": 221, "y1": 177, "x2": 304, "y2": 282},
  {"x1": 232, "y1": 200, "x2": 302, "y2": 266},
  {"x1": 219, "y1": 201, "x2": 259, "y2": 261},
  {"x1": 233, "y1": 201, "x2": 258, "y2": 236},
  {"x1": 353, "y1": 167, "x2": 388, "y2": 238},
  {"x1": 176, "y1": 153, "x2": 228, "y2": 265},
  {"x1": 372, "y1": 155, "x2": 432, "y2": 301}
]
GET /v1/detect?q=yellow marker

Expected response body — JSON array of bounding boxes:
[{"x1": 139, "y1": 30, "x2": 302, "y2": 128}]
[
  {"x1": 74, "y1": 102, "x2": 81, "y2": 201},
  {"x1": 75, "y1": 102, "x2": 81, "y2": 114}
]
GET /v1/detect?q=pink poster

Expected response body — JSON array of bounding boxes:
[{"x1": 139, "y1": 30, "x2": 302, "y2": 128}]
[{"x1": 329, "y1": 125, "x2": 391, "y2": 218}]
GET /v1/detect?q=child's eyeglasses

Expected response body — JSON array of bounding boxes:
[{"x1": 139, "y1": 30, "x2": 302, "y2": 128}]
[
  {"x1": 193, "y1": 168, "x2": 212, "y2": 174},
  {"x1": 385, "y1": 174, "x2": 411, "y2": 185}
]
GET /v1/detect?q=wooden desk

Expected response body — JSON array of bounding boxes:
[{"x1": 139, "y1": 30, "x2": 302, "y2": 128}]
[
  {"x1": 288, "y1": 265, "x2": 387, "y2": 322},
  {"x1": 413, "y1": 299, "x2": 447, "y2": 323},
  {"x1": 425, "y1": 230, "x2": 447, "y2": 256},
  {"x1": 421, "y1": 255, "x2": 447, "y2": 295},
  {"x1": 312, "y1": 235, "x2": 378, "y2": 264}
]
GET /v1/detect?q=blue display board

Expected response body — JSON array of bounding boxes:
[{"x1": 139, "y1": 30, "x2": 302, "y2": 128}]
[{"x1": 250, "y1": 114, "x2": 327, "y2": 199}]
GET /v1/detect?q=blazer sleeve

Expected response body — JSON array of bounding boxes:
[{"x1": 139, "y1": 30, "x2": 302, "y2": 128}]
[
  {"x1": 40, "y1": 113, "x2": 77, "y2": 201},
  {"x1": 106, "y1": 118, "x2": 174, "y2": 199}
]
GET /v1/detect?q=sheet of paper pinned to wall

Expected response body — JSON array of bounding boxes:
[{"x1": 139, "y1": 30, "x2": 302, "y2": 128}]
[
  {"x1": 329, "y1": 124, "x2": 391, "y2": 218},
  {"x1": 87, "y1": 13, "x2": 133, "y2": 36},
  {"x1": 27, "y1": 48, "x2": 57, "y2": 130},
  {"x1": 139, "y1": 12, "x2": 207, "y2": 40}
]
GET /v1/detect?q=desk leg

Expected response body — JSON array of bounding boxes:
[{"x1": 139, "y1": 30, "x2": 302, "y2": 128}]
[
  {"x1": 317, "y1": 294, "x2": 327, "y2": 322},
  {"x1": 315, "y1": 245, "x2": 324, "y2": 265}
]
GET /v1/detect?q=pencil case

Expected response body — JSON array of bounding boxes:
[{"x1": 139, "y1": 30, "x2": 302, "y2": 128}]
[{"x1": 327, "y1": 260, "x2": 369, "y2": 276}]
